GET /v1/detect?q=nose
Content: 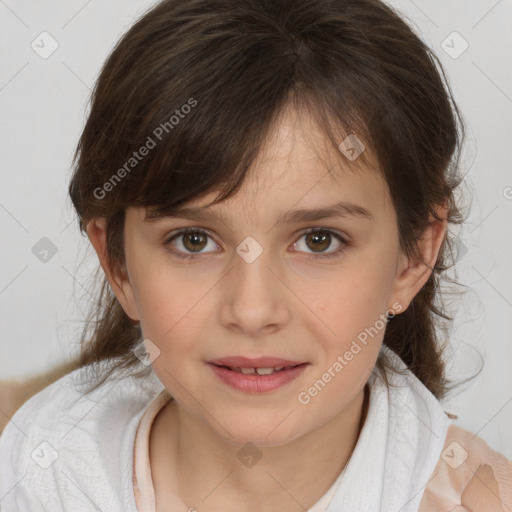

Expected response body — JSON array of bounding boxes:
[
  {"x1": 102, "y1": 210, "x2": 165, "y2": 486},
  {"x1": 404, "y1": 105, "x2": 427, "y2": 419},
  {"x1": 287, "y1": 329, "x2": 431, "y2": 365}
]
[{"x1": 218, "y1": 241, "x2": 291, "y2": 338}]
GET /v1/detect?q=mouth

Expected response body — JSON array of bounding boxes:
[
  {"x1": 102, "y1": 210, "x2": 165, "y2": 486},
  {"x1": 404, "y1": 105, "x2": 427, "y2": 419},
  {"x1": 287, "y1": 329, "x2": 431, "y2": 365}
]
[
  {"x1": 207, "y1": 357, "x2": 309, "y2": 393},
  {"x1": 212, "y1": 364, "x2": 303, "y2": 375},
  {"x1": 208, "y1": 356, "x2": 305, "y2": 368}
]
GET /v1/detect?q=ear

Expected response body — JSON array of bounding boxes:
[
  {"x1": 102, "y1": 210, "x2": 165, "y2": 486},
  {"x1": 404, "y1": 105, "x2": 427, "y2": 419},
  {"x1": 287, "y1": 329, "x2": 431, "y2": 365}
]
[
  {"x1": 389, "y1": 203, "x2": 449, "y2": 314},
  {"x1": 86, "y1": 218, "x2": 140, "y2": 322}
]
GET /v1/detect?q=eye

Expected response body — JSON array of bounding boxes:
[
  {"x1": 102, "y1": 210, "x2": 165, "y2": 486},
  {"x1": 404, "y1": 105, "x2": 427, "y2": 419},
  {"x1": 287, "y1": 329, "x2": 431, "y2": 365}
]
[
  {"x1": 165, "y1": 227, "x2": 219, "y2": 259},
  {"x1": 293, "y1": 228, "x2": 349, "y2": 258},
  {"x1": 164, "y1": 227, "x2": 350, "y2": 260}
]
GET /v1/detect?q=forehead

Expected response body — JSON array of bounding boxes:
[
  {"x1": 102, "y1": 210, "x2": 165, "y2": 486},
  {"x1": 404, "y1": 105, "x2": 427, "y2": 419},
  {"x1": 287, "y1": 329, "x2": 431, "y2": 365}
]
[
  {"x1": 136, "y1": 105, "x2": 395, "y2": 226},
  {"x1": 257, "y1": 106, "x2": 382, "y2": 189}
]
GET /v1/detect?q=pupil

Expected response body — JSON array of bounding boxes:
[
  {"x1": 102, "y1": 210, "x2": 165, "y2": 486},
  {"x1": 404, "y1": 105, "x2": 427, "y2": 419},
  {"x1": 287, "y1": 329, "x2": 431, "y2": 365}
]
[
  {"x1": 182, "y1": 231, "x2": 331, "y2": 253},
  {"x1": 184, "y1": 233, "x2": 206, "y2": 252},
  {"x1": 307, "y1": 231, "x2": 330, "y2": 252}
]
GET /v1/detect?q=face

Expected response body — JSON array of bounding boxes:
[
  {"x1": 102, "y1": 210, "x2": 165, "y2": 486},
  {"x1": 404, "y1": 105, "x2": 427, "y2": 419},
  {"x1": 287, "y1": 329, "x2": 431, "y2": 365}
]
[{"x1": 94, "y1": 106, "x2": 429, "y2": 447}]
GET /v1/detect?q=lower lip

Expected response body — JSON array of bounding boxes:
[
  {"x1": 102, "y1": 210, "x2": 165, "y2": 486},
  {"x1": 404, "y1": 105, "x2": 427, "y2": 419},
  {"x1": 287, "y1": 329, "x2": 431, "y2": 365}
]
[{"x1": 208, "y1": 363, "x2": 308, "y2": 393}]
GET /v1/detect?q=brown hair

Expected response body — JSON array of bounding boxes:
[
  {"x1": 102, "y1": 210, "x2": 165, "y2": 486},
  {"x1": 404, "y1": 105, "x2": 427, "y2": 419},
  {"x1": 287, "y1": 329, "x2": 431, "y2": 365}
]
[{"x1": 69, "y1": 0, "x2": 472, "y2": 400}]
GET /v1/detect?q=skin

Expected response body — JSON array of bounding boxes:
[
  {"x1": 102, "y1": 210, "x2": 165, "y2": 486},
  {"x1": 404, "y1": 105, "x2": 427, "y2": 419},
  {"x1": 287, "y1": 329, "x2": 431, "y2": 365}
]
[{"x1": 87, "y1": 104, "x2": 448, "y2": 512}]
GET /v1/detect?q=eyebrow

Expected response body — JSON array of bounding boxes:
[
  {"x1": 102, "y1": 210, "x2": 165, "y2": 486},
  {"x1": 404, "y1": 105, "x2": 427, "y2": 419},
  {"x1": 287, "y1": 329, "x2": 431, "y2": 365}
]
[{"x1": 144, "y1": 200, "x2": 373, "y2": 224}]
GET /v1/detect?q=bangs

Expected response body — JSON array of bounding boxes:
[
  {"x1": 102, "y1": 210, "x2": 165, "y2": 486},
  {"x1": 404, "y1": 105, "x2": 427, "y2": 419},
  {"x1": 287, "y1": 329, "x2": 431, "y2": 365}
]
[
  {"x1": 71, "y1": 0, "x2": 460, "y2": 258},
  {"x1": 140, "y1": 92, "x2": 377, "y2": 223},
  {"x1": 71, "y1": 0, "x2": 389, "y2": 230}
]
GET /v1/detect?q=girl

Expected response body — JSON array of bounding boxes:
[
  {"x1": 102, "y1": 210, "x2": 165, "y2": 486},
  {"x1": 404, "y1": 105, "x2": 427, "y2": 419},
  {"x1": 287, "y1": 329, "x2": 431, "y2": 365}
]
[{"x1": 1, "y1": 0, "x2": 511, "y2": 510}]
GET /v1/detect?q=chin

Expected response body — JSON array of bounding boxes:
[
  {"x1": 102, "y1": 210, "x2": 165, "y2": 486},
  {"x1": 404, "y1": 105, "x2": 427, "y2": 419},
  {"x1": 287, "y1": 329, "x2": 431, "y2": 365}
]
[{"x1": 212, "y1": 412, "x2": 305, "y2": 448}]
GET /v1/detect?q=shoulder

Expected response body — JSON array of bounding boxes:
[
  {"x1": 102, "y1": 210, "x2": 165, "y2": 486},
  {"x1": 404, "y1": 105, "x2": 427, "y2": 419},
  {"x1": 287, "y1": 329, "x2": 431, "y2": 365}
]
[
  {"x1": 419, "y1": 423, "x2": 512, "y2": 512},
  {"x1": 0, "y1": 360, "x2": 164, "y2": 511}
]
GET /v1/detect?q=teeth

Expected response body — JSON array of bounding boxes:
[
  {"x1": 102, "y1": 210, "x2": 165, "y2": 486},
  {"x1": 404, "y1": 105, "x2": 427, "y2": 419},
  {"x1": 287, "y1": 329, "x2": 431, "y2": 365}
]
[
  {"x1": 225, "y1": 365, "x2": 297, "y2": 374},
  {"x1": 256, "y1": 367, "x2": 276, "y2": 375},
  {"x1": 239, "y1": 367, "x2": 256, "y2": 374}
]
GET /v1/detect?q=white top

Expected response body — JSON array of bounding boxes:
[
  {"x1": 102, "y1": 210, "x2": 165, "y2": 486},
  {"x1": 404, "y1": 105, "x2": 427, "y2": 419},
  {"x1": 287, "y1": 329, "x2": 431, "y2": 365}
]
[{"x1": 0, "y1": 347, "x2": 451, "y2": 511}]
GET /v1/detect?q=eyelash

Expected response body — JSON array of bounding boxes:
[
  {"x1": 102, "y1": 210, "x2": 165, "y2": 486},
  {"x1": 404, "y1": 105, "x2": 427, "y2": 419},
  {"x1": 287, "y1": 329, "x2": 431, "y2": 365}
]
[{"x1": 163, "y1": 227, "x2": 350, "y2": 260}]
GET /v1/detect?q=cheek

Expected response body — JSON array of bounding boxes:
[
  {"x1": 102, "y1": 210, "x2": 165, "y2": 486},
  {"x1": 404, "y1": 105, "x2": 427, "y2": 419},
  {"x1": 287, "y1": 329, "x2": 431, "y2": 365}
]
[
  {"x1": 138, "y1": 287, "x2": 198, "y2": 346},
  {"x1": 292, "y1": 351, "x2": 375, "y2": 440},
  {"x1": 301, "y1": 263, "x2": 394, "y2": 341},
  {"x1": 132, "y1": 260, "x2": 218, "y2": 364},
  {"x1": 129, "y1": 257, "x2": 187, "y2": 339}
]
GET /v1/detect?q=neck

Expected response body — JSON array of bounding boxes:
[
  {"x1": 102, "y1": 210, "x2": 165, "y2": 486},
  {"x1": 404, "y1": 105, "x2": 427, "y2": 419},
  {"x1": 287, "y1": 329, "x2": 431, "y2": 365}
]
[{"x1": 152, "y1": 383, "x2": 369, "y2": 512}]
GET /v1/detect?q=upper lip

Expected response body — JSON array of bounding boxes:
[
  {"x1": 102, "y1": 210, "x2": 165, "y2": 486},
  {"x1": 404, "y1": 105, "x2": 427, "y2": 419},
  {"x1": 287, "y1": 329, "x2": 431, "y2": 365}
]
[{"x1": 208, "y1": 356, "x2": 305, "y2": 368}]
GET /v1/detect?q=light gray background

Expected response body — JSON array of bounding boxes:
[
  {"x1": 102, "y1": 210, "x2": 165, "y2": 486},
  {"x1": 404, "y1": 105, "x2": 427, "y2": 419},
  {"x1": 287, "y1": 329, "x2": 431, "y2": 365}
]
[{"x1": 1, "y1": 0, "x2": 511, "y2": 457}]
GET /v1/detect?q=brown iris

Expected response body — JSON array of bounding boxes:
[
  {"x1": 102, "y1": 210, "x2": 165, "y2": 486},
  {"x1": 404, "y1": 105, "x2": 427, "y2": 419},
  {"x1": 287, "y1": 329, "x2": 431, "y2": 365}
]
[
  {"x1": 305, "y1": 231, "x2": 331, "y2": 252},
  {"x1": 182, "y1": 232, "x2": 208, "y2": 252}
]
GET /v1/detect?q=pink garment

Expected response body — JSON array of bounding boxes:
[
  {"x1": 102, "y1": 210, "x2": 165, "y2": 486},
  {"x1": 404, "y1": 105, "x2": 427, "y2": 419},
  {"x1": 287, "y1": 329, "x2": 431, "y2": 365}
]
[
  {"x1": 132, "y1": 392, "x2": 512, "y2": 512},
  {"x1": 419, "y1": 424, "x2": 512, "y2": 511},
  {"x1": 133, "y1": 390, "x2": 171, "y2": 512}
]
